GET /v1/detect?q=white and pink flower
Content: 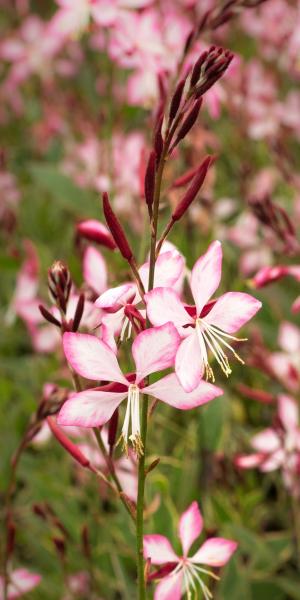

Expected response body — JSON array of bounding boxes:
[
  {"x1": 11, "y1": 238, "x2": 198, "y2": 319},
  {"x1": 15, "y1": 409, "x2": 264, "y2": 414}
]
[
  {"x1": 146, "y1": 241, "x2": 261, "y2": 392},
  {"x1": 144, "y1": 501, "x2": 237, "y2": 600}
]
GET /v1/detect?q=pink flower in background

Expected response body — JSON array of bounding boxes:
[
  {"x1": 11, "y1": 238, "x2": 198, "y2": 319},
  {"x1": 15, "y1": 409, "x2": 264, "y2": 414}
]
[
  {"x1": 82, "y1": 246, "x2": 107, "y2": 297},
  {"x1": 144, "y1": 501, "x2": 237, "y2": 600},
  {"x1": 146, "y1": 241, "x2": 261, "y2": 392},
  {"x1": 0, "y1": 568, "x2": 41, "y2": 599},
  {"x1": 236, "y1": 395, "x2": 300, "y2": 497},
  {"x1": 268, "y1": 322, "x2": 300, "y2": 392},
  {"x1": 58, "y1": 324, "x2": 222, "y2": 454}
]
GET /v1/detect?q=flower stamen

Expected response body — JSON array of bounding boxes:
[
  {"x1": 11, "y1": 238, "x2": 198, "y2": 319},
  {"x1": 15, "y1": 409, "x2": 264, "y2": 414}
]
[
  {"x1": 196, "y1": 318, "x2": 246, "y2": 381},
  {"x1": 118, "y1": 384, "x2": 143, "y2": 456}
]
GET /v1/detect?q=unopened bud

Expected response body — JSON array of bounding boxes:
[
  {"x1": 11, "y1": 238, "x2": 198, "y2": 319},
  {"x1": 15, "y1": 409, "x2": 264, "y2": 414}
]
[
  {"x1": 153, "y1": 115, "x2": 164, "y2": 165},
  {"x1": 172, "y1": 98, "x2": 202, "y2": 150},
  {"x1": 169, "y1": 78, "x2": 186, "y2": 123},
  {"x1": 102, "y1": 192, "x2": 133, "y2": 261},
  {"x1": 48, "y1": 261, "x2": 71, "y2": 314},
  {"x1": 53, "y1": 537, "x2": 66, "y2": 558},
  {"x1": 172, "y1": 156, "x2": 213, "y2": 221},
  {"x1": 72, "y1": 293, "x2": 85, "y2": 332},
  {"x1": 108, "y1": 408, "x2": 119, "y2": 453},
  {"x1": 6, "y1": 518, "x2": 16, "y2": 557},
  {"x1": 76, "y1": 219, "x2": 116, "y2": 250},
  {"x1": 144, "y1": 151, "x2": 156, "y2": 213},
  {"x1": 39, "y1": 304, "x2": 61, "y2": 328},
  {"x1": 47, "y1": 417, "x2": 91, "y2": 469},
  {"x1": 81, "y1": 524, "x2": 91, "y2": 559}
]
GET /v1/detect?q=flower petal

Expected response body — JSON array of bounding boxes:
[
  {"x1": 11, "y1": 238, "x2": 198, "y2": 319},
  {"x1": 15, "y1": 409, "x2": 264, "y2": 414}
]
[
  {"x1": 154, "y1": 571, "x2": 183, "y2": 600},
  {"x1": 178, "y1": 501, "x2": 203, "y2": 557},
  {"x1": 57, "y1": 389, "x2": 127, "y2": 428},
  {"x1": 83, "y1": 246, "x2": 107, "y2": 295},
  {"x1": 191, "y1": 241, "x2": 222, "y2": 315},
  {"x1": 3, "y1": 569, "x2": 41, "y2": 599},
  {"x1": 143, "y1": 535, "x2": 178, "y2": 565},
  {"x1": 205, "y1": 292, "x2": 262, "y2": 333},
  {"x1": 143, "y1": 373, "x2": 223, "y2": 409},
  {"x1": 140, "y1": 251, "x2": 185, "y2": 291},
  {"x1": 175, "y1": 331, "x2": 203, "y2": 393},
  {"x1": 145, "y1": 287, "x2": 193, "y2": 334},
  {"x1": 234, "y1": 453, "x2": 266, "y2": 469},
  {"x1": 191, "y1": 537, "x2": 238, "y2": 566},
  {"x1": 278, "y1": 394, "x2": 298, "y2": 431},
  {"x1": 95, "y1": 283, "x2": 135, "y2": 311},
  {"x1": 133, "y1": 323, "x2": 181, "y2": 383},
  {"x1": 278, "y1": 322, "x2": 300, "y2": 354},
  {"x1": 251, "y1": 428, "x2": 280, "y2": 453},
  {"x1": 63, "y1": 332, "x2": 128, "y2": 384}
]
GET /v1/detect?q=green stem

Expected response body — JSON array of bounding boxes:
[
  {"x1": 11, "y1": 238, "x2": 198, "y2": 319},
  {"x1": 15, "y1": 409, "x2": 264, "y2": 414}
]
[{"x1": 136, "y1": 395, "x2": 149, "y2": 600}]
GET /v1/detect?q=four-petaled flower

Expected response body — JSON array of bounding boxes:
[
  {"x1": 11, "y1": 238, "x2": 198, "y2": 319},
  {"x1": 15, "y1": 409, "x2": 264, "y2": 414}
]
[
  {"x1": 144, "y1": 501, "x2": 237, "y2": 600},
  {"x1": 58, "y1": 323, "x2": 222, "y2": 455},
  {"x1": 146, "y1": 240, "x2": 262, "y2": 392}
]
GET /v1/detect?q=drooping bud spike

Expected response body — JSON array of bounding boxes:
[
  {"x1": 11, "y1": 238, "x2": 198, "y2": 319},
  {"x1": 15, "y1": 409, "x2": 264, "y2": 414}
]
[
  {"x1": 172, "y1": 155, "x2": 213, "y2": 222},
  {"x1": 102, "y1": 192, "x2": 133, "y2": 261},
  {"x1": 47, "y1": 416, "x2": 90, "y2": 468},
  {"x1": 172, "y1": 98, "x2": 202, "y2": 150},
  {"x1": 72, "y1": 293, "x2": 85, "y2": 332},
  {"x1": 144, "y1": 150, "x2": 156, "y2": 212},
  {"x1": 169, "y1": 78, "x2": 186, "y2": 122}
]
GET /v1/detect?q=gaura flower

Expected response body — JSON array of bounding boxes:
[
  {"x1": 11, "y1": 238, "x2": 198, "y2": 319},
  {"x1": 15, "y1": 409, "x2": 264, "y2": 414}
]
[
  {"x1": 95, "y1": 249, "x2": 185, "y2": 352},
  {"x1": 144, "y1": 501, "x2": 237, "y2": 600},
  {"x1": 235, "y1": 394, "x2": 300, "y2": 497},
  {"x1": 146, "y1": 241, "x2": 261, "y2": 392},
  {"x1": 58, "y1": 323, "x2": 222, "y2": 455}
]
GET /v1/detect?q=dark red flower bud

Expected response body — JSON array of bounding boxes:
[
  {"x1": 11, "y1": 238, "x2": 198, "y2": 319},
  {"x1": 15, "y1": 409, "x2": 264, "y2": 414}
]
[
  {"x1": 48, "y1": 260, "x2": 71, "y2": 313},
  {"x1": 172, "y1": 98, "x2": 202, "y2": 150},
  {"x1": 108, "y1": 408, "x2": 119, "y2": 453},
  {"x1": 102, "y1": 192, "x2": 133, "y2": 261},
  {"x1": 172, "y1": 155, "x2": 213, "y2": 221},
  {"x1": 76, "y1": 220, "x2": 116, "y2": 250},
  {"x1": 144, "y1": 150, "x2": 156, "y2": 212},
  {"x1": 190, "y1": 51, "x2": 208, "y2": 88},
  {"x1": 169, "y1": 78, "x2": 186, "y2": 122},
  {"x1": 47, "y1": 417, "x2": 90, "y2": 468},
  {"x1": 39, "y1": 304, "x2": 61, "y2": 328},
  {"x1": 153, "y1": 115, "x2": 164, "y2": 165},
  {"x1": 171, "y1": 165, "x2": 199, "y2": 189},
  {"x1": 32, "y1": 503, "x2": 48, "y2": 520},
  {"x1": 72, "y1": 293, "x2": 85, "y2": 332}
]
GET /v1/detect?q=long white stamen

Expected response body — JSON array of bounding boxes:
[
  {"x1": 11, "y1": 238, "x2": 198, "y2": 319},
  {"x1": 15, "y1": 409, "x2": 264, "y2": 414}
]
[
  {"x1": 119, "y1": 384, "x2": 143, "y2": 456},
  {"x1": 120, "y1": 317, "x2": 133, "y2": 342},
  {"x1": 168, "y1": 559, "x2": 217, "y2": 600},
  {"x1": 195, "y1": 317, "x2": 246, "y2": 381}
]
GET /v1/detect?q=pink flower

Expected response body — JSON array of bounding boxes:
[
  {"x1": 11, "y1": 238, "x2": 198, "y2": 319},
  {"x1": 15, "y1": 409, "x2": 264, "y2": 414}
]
[
  {"x1": 58, "y1": 323, "x2": 222, "y2": 454},
  {"x1": 0, "y1": 568, "x2": 41, "y2": 599},
  {"x1": 235, "y1": 395, "x2": 300, "y2": 497},
  {"x1": 96, "y1": 249, "x2": 185, "y2": 352},
  {"x1": 146, "y1": 241, "x2": 261, "y2": 392},
  {"x1": 144, "y1": 501, "x2": 237, "y2": 600},
  {"x1": 268, "y1": 322, "x2": 300, "y2": 391},
  {"x1": 82, "y1": 246, "x2": 107, "y2": 297}
]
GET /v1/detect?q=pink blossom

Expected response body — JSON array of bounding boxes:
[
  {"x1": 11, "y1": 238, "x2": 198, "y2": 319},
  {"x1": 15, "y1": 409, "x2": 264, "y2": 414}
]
[
  {"x1": 268, "y1": 322, "x2": 300, "y2": 392},
  {"x1": 0, "y1": 568, "x2": 41, "y2": 599},
  {"x1": 146, "y1": 241, "x2": 261, "y2": 392},
  {"x1": 58, "y1": 324, "x2": 222, "y2": 454},
  {"x1": 96, "y1": 249, "x2": 185, "y2": 352},
  {"x1": 236, "y1": 395, "x2": 300, "y2": 497},
  {"x1": 144, "y1": 501, "x2": 237, "y2": 599}
]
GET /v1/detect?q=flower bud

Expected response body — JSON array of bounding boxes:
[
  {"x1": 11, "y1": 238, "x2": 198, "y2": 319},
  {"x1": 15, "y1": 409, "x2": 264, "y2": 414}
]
[
  {"x1": 102, "y1": 192, "x2": 133, "y2": 261},
  {"x1": 144, "y1": 150, "x2": 156, "y2": 213},
  {"x1": 172, "y1": 98, "x2": 203, "y2": 150},
  {"x1": 48, "y1": 261, "x2": 71, "y2": 314},
  {"x1": 172, "y1": 156, "x2": 212, "y2": 222},
  {"x1": 76, "y1": 219, "x2": 116, "y2": 250},
  {"x1": 169, "y1": 78, "x2": 186, "y2": 122},
  {"x1": 47, "y1": 417, "x2": 91, "y2": 468}
]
